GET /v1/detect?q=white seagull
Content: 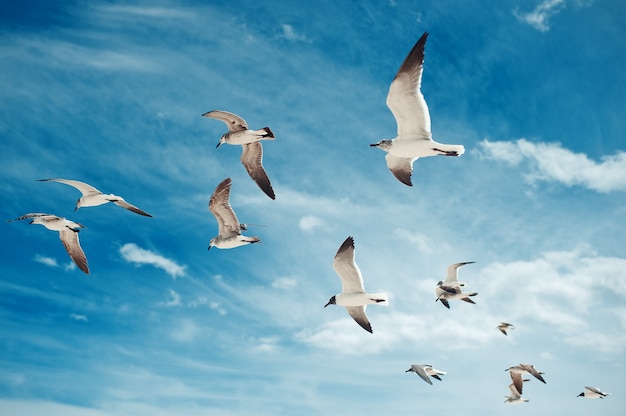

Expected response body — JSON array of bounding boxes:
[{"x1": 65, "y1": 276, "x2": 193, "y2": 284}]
[
  {"x1": 38, "y1": 178, "x2": 152, "y2": 217},
  {"x1": 405, "y1": 364, "x2": 446, "y2": 385},
  {"x1": 506, "y1": 364, "x2": 546, "y2": 394},
  {"x1": 497, "y1": 322, "x2": 515, "y2": 336},
  {"x1": 202, "y1": 110, "x2": 276, "y2": 200},
  {"x1": 504, "y1": 379, "x2": 530, "y2": 404},
  {"x1": 8, "y1": 213, "x2": 90, "y2": 274},
  {"x1": 324, "y1": 236, "x2": 389, "y2": 333},
  {"x1": 578, "y1": 386, "x2": 610, "y2": 399},
  {"x1": 370, "y1": 32, "x2": 465, "y2": 187},
  {"x1": 435, "y1": 262, "x2": 477, "y2": 309},
  {"x1": 208, "y1": 178, "x2": 261, "y2": 250}
]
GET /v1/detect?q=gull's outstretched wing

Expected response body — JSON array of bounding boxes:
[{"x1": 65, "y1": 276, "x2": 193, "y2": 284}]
[
  {"x1": 386, "y1": 32, "x2": 431, "y2": 139},
  {"x1": 345, "y1": 306, "x2": 372, "y2": 333},
  {"x1": 202, "y1": 110, "x2": 248, "y2": 132},
  {"x1": 241, "y1": 142, "x2": 275, "y2": 200},
  {"x1": 333, "y1": 236, "x2": 366, "y2": 294},
  {"x1": 208, "y1": 178, "x2": 241, "y2": 237}
]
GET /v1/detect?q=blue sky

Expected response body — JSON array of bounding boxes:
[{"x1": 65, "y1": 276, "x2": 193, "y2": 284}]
[{"x1": 1, "y1": 0, "x2": 625, "y2": 414}]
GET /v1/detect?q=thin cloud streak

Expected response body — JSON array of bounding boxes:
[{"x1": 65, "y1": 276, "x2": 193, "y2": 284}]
[{"x1": 119, "y1": 243, "x2": 186, "y2": 278}]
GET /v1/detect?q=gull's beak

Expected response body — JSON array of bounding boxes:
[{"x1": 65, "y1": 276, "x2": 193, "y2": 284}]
[
  {"x1": 405, "y1": 369, "x2": 411, "y2": 372},
  {"x1": 215, "y1": 141, "x2": 222, "y2": 149},
  {"x1": 369, "y1": 143, "x2": 379, "y2": 147},
  {"x1": 324, "y1": 300, "x2": 331, "y2": 308}
]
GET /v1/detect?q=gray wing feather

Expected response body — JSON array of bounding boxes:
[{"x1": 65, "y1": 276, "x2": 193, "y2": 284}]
[
  {"x1": 59, "y1": 228, "x2": 89, "y2": 275},
  {"x1": 209, "y1": 178, "x2": 241, "y2": 237},
  {"x1": 241, "y1": 142, "x2": 275, "y2": 200},
  {"x1": 333, "y1": 236, "x2": 366, "y2": 294},
  {"x1": 202, "y1": 110, "x2": 248, "y2": 132},
  {"x1": 385, "y1": 154, "x2": 415, "y2": 186},
  {"x1": 345, "y1": 306, "x2": 372, "y2": 333}
]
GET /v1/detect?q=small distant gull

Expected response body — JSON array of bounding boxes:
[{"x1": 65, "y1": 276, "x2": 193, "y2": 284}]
[
  {"x1": 202, "y1": 110, "x2": 276, "y2": 200},
  {"x1": 208, "y1": 178, "x2": 261, "y2": 250},
  {"x1": 405, "y1": 364, "x2": 446, "y2": 385},
  {"x1": 8, "y1": 213, "x2": 90, "y2": 274},
  {"x1": 38, "y1": 178, "x2": 152, "y2": 217},
  {"x1": 324, "y1": 236, "x2": 389, "y2": 333},
  {"x1": 506, "y1": 364, "x2": 546, "y2": 394},
  {"x1": 497, "y1": 322, "x2": 515, "y2": 336},
  {"x1": 504, "y1": 379, "x2": 530, "y2": 404},
  {"x1": 370, "y1": 32, "x2": 465, "y2": 186},
  {"x1": 578, "y1": 386, "x2": 610, "y2": 399},
  {"x1": 435, "y1": 262, "x2": 477, "y2": 309}
]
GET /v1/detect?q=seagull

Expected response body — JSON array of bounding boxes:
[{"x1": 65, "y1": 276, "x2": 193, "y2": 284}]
[
  {"x1": 324, "y1": 236, "x2": 389, "y2": 333},
  {"x1": 370, "y1": 32, "x2": 465, "y2": 187},
  {"x1": 506, "y1": 364, "x2": 546, "y2": 394},
  {"x1": 38, "y1": 178, "x2": 152, "y2": 217},
  {"x1": 578, "y1": 386, "x2": 610, "y2": 399},
  {"x1": 497, "y1": 322, "x2": 515, "y2": 336},
  {"x1": 504, "y1": 379, "x2": 530, "y2": 404},
  {"x1": 208, "y1": 178, "x2": 261, "y2": 250},
  {"x1": 435, "y1": 262, "x2": 477, "y2": 309},
  {"x1": 202, "y1": 110, "x2": 276, "y2": 200},
  {"x1": 405, "y1": 364, "x2": 446, "y2": 385},
  {"x1": 8, "y1": 213, "x2": 90, "y2": 274}
]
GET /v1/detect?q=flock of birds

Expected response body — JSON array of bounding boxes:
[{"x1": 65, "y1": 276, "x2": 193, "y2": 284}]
[{"x1": 7, "y1": 31, "x2": 610, "y2": 405}]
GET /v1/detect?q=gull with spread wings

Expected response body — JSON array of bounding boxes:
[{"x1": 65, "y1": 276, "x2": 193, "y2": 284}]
[
  {"x1": 208, "y1": 178, "x2": 261, "y2": 250},
  {"x1": 435, "y1": 262, "x2": 478, "y2": 309},
  {"x1": 8, "y1": 213, "x2": 90, "y2": 274},
  {"x1": 38, "y1": 178, "x2": 152, "y2": 217},
  {"x1": 370, "y1": 32, "x2": 465, "y2": 186},
  {"x1": 324, "y1": 236, "x2": 388, "y2": 333},
  {"x1": 203, "y1": 110, "x2": 276, "y2": 200}
]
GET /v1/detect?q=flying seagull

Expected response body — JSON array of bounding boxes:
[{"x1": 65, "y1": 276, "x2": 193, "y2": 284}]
[
  {"x1": 8, "y1": 213, "x2": 90, "y2": 274},
  {"x1": 370, "y1": 32, "x2": 465, "y2": 186},
  {"x1": 202, "y1": 110, "x2": 276, "y2": 200},
  {"x1": 435, "y1": 262, "x2": 477, "y2": 309},
  {"x1": 38, "y1": 178, "x2": 152, "y2": 217},
  {"x1": 208, "y1": 178, "x2": 261, "y2": 250},
  {"x1": 506, "y1": 364, "x2": 546, "y2": 394},
  {"x1": 324, "y1": 236, "x2": 388, "y2": 333},
  {"x1": 405, "y1": 364, "x2": 446, "y2": 385},
  {"x1": 497, "y1": 322, "x2": 515, "y2": 336},
  {"x1": 577, "y1": 386, "x2": 610, "y2": 399},
  {"x1": 504, "y1": 379, "x2": 530, "y2": 404}
]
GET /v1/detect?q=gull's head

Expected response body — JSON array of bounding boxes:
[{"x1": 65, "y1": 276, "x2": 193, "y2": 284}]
[
  {"x1": 324, "y1": 295, "x2": 336, "y2": 308},
  {"x1": 208, "y1": 238, "x2": 216, "y2": 250},
  {"x1": 216, "y1": 135, "x2": 227, "y2": 148},
  {"x1": 577, "y1": 392, "x2": 584, "y2": 397},
  {"x1": 369, "y1": 139, "x2": 392, "y2": 152},
  {"x1": 405, "y1": 367, "x2": 413, "y2": 373},
  {"x1": 436, "y1": 280, "x2": 443, "y2": 286}
]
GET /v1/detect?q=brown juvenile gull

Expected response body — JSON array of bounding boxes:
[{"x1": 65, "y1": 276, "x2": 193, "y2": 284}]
[
  {"x1": 38, "y1": 178, "x2": 152, "y2": 217},
  {"x1": 8, "y1": 213, "x2": 90, "y2": 274},
  {"x1": 504, "y1": 379, "x2": 530, "y2": 404},
  {"x1": 208, "y1": 178, "x2": 261, "y2": 250},
  {"x1": 497, "y1": 322, "x2": 515, "y2": 336},
  {"x1": 506, "y1": 364, "x2": 546, "y2": 394},
  {"x1": 202, "y1": 110, "x2": 276, "y2": 200},
  {"x1": 370, "y1": 32, "x2": 465, "y2": 186},
  {"x1": 324, "y1": 236, "x2": 389, "y2": 333}
]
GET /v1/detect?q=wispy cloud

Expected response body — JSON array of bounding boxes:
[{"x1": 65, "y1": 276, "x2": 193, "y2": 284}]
[
  {"x1": 272, "y1": 277, "x2": 298, "y2": 290},
  {"x1": 69, "y1": 313, "x2": 88, "y2": 322},
  {"x1": 33, "y1": 255, "x2": 58, "y2": 268},
  {"x1": 278, "y1": 24, "x2": 310, "y2": 42},
  {"x1": 513, "y1": 0, "x2": 566, "y2": 32},
  {"x1": 163, "y1": 289, "x2": 181, "y2": 307},
  {"x1": 119, "y1": 243, "x2": 186, "y2": 278},
  {"x1": 170, "y1": 318, "x2": 198, "y2": 342},
  {"x1": 475, "y1": 139, "x2": 626, "y2": 192}
]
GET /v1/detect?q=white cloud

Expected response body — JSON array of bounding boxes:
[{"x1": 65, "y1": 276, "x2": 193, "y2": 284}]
[
  {"x1": 476, "y1": 139, "x2": 626, "y2": 192},
  {"x1": 69, "y1": 313, "x2": 88, "y2": 322},
  {"x1": 298, "y1": 215, "x2": 327, "y2": 232},
  {"x1": 279, "y1": 24, "x2": 309, "y2": 42},
  {"x1": 513, "y1": 0, "x2": 566, "y2": 32},
  {"x1": 163, "y1": 289, "x2": 181, "y2": 307},
  {"x1": 119, "y1": 243, "x2": 185, "y2": 278},
  {"x1": 209, "y1": 301, "x2": 227, "y2": 316},
  {"x1": 253, "y1": 336, "x2": 280, "y2": 352},
  {"x1": 33, "y1": 255, "x2": 58, "y2": 268},
  {"x1": 272, "y1": 277, "x2": 298, "y2": 290}
]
